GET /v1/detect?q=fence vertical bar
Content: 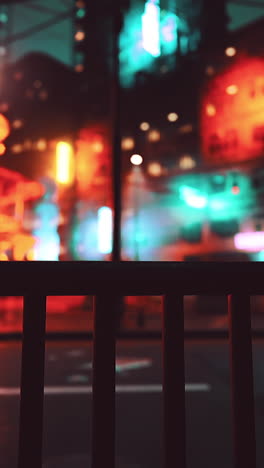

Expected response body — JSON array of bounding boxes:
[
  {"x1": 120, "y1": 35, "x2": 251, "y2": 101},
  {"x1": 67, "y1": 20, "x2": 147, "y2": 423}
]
[
  {"x1": 91, "y1": 294, "x2": 117, "y2": 468},
  {"x1": 18, "y1": 294, "x2": 46, "y2": 468},
  {"x1": 162, "y1": 294, "x2": 186, "y2": 468},
  {"x1": 228, "y1": 294, "x2": 256, "y2": 468}
]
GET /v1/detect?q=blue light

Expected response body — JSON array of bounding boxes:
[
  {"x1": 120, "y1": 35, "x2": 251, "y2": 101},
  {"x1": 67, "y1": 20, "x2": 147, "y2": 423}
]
[
  {"x1": 98, "y1": 207, "x2": 113, "y2": 254},
  {"x1": 160, "y1": 12, "x2": 178, "y2": 54},
  {"x1": 33, "y1": 201, "x2": 60, "y2": 260}
]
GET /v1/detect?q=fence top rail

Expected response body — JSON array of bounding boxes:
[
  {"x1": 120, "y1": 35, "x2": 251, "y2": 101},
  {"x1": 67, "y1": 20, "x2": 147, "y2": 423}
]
[{"x1": 0, "y1": 261, "x2": 263, "y2": 296}]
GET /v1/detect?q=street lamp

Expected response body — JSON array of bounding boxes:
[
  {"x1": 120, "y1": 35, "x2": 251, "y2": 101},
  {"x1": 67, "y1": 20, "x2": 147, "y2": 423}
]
[
  {"x1": 130, "y1": 153, "x2": 143, "y2": 260},
  {"x1": 130, "y1": 153, "x2": 143, "y2": 166}
]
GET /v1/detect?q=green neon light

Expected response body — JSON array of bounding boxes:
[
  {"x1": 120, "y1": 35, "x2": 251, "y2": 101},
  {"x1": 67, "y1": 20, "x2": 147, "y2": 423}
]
[
  {"x1": 119, "y1": 3, "x2": 178, "y2": 87},
  {"x1": 76, "y1": 8, "x2": 86, "y2": 19},
  {"x1": 180, "y1": 186, "x2": 208, "y2": 209}
]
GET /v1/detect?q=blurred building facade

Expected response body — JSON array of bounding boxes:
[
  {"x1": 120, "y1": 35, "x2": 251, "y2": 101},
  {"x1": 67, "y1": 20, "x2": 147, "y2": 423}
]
[{"x1": 0, "y1": 0, "x2": 263, "y2": 261}]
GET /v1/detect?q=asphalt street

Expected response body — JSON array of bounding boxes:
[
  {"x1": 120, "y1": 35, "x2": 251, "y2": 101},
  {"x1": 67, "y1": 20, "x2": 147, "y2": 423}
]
[{"x1": 0, "y1": 339, "x2": 264, "y2": 468}]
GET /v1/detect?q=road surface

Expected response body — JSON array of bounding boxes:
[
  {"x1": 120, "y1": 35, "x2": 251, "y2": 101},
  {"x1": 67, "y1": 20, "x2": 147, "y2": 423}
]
[{"x1": 0, "y1": 339, "x2": 263, "y2": 467}]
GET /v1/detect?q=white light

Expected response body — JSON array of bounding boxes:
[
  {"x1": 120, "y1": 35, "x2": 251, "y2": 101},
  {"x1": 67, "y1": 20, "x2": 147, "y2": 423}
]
[
  {"x1": 139, "y1": 121, "x2": 150, "y2": 131},
  {"x1": 142, "y1": 0, "x2": 161, "y2": 57},
  {"x1": 130, "y1": 154, "x2": 143, "y2": 166},
  {"x1": 225, "y1": 47, "x2": 236, "y2": 57},
  {"x1": 226, "y1": 84, "x2": 238, "y2": 95},
  {"x1": 98, "y1": 207, "x2": 112, "y2": 254},
  {"x1": 167, "y1": 112, "x2": 178, "y2": 122},
  {"x1": 234, "y1": 232, "x2": 264, "y2": 252}
]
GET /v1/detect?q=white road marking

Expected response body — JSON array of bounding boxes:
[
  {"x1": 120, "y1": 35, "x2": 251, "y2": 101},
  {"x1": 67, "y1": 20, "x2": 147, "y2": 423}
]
[
  {"x1": 0, "y1": 383, "x2": 211, "y2": 396},
  {"x1": 78, "y1": 358, "x2": 153, "y2": 373}
]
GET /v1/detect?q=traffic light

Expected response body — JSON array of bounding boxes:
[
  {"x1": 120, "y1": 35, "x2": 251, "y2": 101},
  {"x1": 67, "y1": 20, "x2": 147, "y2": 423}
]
[{"x1": 74, "y1": 1, "x2": 87, "y2": 71}]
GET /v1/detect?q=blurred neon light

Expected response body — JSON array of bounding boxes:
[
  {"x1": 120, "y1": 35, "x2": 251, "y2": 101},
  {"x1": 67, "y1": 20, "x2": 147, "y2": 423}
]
[
  {"x1": 142, "y1": 0, "x2": 161, "y2": 57},
  {"x1": 98, "y1": 207, "x2": 112, "y2": 254},
  {"x1": 33, "y1": 199, "x2": 60, "y2": 260},
  {"x1": 234, "y1": 232, "x2": 264, "y2": 252},
  {"x1": 180, "y1": 186, "x2": 208, "y2": 209},
  {"x1": 56, "y1": 142, "x2": 74, "y2": 185}
]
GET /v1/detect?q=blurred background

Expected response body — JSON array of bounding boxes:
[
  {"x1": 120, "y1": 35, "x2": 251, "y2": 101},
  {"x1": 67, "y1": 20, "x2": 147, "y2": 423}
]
[
  {"x1": 0, "y1": 0, "x2": 264, "y2": 331},
  {"x1": 0, "y1": 3, "x2": 264, "y2": 468}
]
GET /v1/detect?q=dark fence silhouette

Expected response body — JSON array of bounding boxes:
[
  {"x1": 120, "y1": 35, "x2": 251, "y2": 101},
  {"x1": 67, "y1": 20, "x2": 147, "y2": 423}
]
[{"x1": 0, "y1": 260, "x2": 260, "y2": 468}]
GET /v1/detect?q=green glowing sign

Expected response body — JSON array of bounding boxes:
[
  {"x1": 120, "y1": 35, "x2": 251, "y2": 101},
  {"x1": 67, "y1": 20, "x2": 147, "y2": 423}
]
[
  {"x1": 119, "y1": 1, "x2": 178, "y2": 87},
  {"x1": 142, "y1": 0, "x2": 161, "y2": 57}
]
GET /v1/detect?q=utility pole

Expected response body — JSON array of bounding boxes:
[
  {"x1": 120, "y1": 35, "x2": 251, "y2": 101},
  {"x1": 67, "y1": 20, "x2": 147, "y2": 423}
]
[
  {"x1": 111, "y1": 4, "x2": 123, "y2": 263},
  {"x1": 110, "y1": 2, "x2": 130, "y2": 332}
]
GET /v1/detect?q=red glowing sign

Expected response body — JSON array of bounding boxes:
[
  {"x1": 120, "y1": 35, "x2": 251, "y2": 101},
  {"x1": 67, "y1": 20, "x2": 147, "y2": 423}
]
[
  {"x1": 200, "y1": 55, "x2": 264, "y2": 164},
  {"x1": 75, "y1": 123, "x2": 111, "y2": 202}
]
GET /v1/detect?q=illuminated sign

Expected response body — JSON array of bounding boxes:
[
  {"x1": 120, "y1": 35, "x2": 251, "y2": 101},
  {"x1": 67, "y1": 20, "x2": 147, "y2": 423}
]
[
  {"x1": 234, "y1": 231, "x2": 264, "y2": 252},
  {"x1": 200, "y1": 56, "x2": 264, "y2": 164},
  {"x1": 97, "y1": 206, "x2": 112, "y2": 254},
  {"x1": 119, "y1": 2, "x2": 178, "y2": 87},
  {"x1": 56, "y1": 142, "x2": 74, "y2": 185},
  {"x1": 142, "y1": 0, "x2": 161, "y2": 57}
]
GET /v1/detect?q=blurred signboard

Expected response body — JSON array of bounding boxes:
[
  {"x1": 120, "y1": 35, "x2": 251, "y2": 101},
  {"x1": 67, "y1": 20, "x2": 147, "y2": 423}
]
[{"x1": 200, "y1": 55, "x2": 264, "y2": 164}]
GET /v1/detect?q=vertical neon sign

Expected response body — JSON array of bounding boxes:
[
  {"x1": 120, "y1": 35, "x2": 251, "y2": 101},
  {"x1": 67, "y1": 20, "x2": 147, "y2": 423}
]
[
  {"x1": 142, "y1": 0, "x2": 161, "y2": 57},
  {"x1": 98, "y1": 206, "x2": 113, "y2": 254}
]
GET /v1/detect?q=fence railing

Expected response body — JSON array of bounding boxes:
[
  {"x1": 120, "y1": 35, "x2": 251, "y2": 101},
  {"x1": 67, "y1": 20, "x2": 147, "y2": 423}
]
[{"x1": 0, "y1": 260, "x2": 261, "y2": 468}]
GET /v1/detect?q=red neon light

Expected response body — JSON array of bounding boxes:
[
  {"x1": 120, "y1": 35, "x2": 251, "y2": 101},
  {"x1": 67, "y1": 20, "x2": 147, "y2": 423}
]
[
  {"x1": 200, "y1": 55, "x2": 264, "y2": 164},
  {"x1": 231, "y1": 185, "x2": 240, "y2": 195}
]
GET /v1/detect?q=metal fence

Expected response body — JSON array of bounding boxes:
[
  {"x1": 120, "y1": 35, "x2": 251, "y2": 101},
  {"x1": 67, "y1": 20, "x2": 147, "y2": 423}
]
[{"x1": 0, "y1": 260, "x2": 261, "y2": 468}]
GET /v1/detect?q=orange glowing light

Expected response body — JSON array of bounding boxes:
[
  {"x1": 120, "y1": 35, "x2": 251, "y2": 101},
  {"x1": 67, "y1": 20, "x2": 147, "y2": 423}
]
[
  {"x1": 92, "y1": 141, "x2": 104, "y2": 152},
  {"x1": 75, "y1": 30, "x2": 85, "y2": 41},
  {"x1": 0, "y1": 114, "x2": 10, "y2": 141},
  {"x1": 75, "y1": 64, "x2": 84, "y2": 72},
  {"x1": 0, "y1": 253, "x2": 8, "y2": 261},
  {"x1": 0, "y1": 143, "x2": 6, "y2": 155},
  {"x1": 121, "y1": 137, "x2": 135, "y2": 151},
  {"x1": 206, "y1": 104, "x2": 216, "y2": 117},
  {"x1": 12, "y1": 234, "x2": 36, "y2": 261},
  {"x1": 200, "y1": 55, "x2": 264, "y2": 163},
  {"x1": 26, "y1": 249, "x2": 35, "y2": 261}
]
